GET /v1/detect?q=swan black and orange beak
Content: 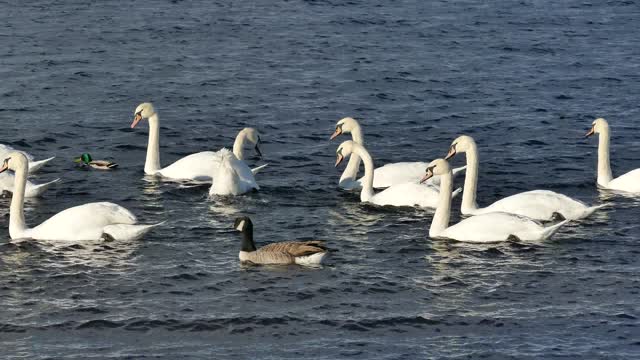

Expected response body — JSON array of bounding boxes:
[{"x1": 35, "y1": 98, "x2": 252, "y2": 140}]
[
  {"x1": 330, "y1": 126, "x2": 342, "y2": 140},
  {"x1": 585, "y1": 126, "x2": 595, "y2": 138},
  {"x1": 254, "y1": 138, "x2": 263, "y2": 159},
  {"x1": 420, "y1": 166, "x2": 435, "y2": 184},
  {"x1": 0, "y1": 159, "x2": 9, "y2": 174},
  {"x1": 131, "y1": 112, "x2": 143, "y2": 129},
  {"x1": 445, "y1": 144, "x2": 457, "y2": 160},
  {"x1": 335, "y1": 153, "x2": 344, "y2": 167}
]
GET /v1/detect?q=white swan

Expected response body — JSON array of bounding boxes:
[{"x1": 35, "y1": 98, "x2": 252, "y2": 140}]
[
  {"x1": 330, "y1": 117, "x2": 465, "y2": 189},
  {"x1": 585, "y1": 118, "x2": 640, "y2": 193},
  {"x1": 335, "y1": 140, "x2": 459, "y2": 208},
  {"x1": 445, "y1": 135, "x2": 604, "y2": 221},
  {"x1": 131, "y1": 103, "x2": 266, "y2": 182},
  {"x1": 0, "y1": 173, "x2": 59, "y2": 197},
  {"x1": 0, "y1": 152, "x2": 162, "y2": 241},
  {"x1": 0, "y1": 144, "x2": 55, "y2": 174},
  {"x1": 423, "y1": 159, "x2": 568, "y2": 243},
  {"x1": 209, "y1": 149, "x2": 259, "y2": 196}
]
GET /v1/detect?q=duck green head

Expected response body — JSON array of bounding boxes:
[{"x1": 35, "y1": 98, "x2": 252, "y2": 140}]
[{"x1": 74, "y1": 153, "x2": 93, "y2": 164}]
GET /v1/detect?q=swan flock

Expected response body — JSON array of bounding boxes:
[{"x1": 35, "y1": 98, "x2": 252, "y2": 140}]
[{"x1": 1, "y1": 103, "x2": 636, "y2": 260}]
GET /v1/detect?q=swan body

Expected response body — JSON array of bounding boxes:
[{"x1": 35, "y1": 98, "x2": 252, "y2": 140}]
[
  {"x1": 331, "y1": 117, "x2": 464, "y2": 189},
  {"x1": 0, "y1": 152, "x2": 161, "y2": 241},
  {"x1": 446, "y1": 135, "x2": 603, "y2": 221},
  {"x1": 335, "y1": 141, "x2": 458, "y2": 208},
  {"x1": 0, "y1": 173, "x2": 59, "y2": 197},
  {"x1": 424, "y1": 159, "x2": 568, "y2": 243},
  {"x1": 586, "y1": 118, "x2": 640, "y2": 193},
  {"x1": 131, "y1": 103, "x2": 266, "y2": 182},
  {"x1": 234, "y1": 217, "x2": 328, "y2": 265},
  {"x1": 209, "y1": 149, "x2": 259, "y2": 196},
  {"x1": 0, "y1": 144, "x2": 55, "y2": 174}
]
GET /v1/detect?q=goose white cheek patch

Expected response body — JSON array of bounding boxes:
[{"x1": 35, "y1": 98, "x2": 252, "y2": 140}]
[{"x1": 236, "y1": 220, "x2": 245, "y2": 231}]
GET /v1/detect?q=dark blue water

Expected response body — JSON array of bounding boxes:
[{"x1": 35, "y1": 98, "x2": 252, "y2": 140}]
[{"x1": 1, "y1": 0, "x2": 640, "y2": 358}]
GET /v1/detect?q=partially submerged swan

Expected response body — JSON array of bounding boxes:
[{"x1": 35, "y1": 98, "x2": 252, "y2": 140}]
[
  {"x1": 330, "y1": 117, "x2": 465, "y2": 189},
  {"x1": 423, "y1": 159, "x2": 569, "y2": 243},
  {"x1": 131, "y1": 103, "x2": 266, "y2": 182},
  {"x1": 445, "y1": 135, "x2": 604, "y2": 221},
  {"x1": 0, "y1": 152, "x2": 162, "y2": 241},
  {"x1": 585, "y1": 118, "x2": 640, "y2": 193},
  {"x1": 234, "y1": 217, "x2": 328, "y2": 265},
  {"x1": 0, "y1": 144, "x2": 55, "y2": 174},
  {"x1": 335, "y1": 140, "x2": 460, "y2": 208}
]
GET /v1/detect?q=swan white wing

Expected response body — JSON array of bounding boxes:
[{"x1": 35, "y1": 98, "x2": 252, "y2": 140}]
[
  {"x1": 439, "y1": 212, "x2": 552, "y2": 243},
  {"x1": 157, "y1": 151, "x2": 221, "y2": 182},
  {"x1": 0, "y1": 173, "x2": 59, "y2": 198},
  {"x1": 210, "y1": 152, "x2": 258, "y2": 196},
  {"x1": 369, "y1": 162, "x2": 429, "y2": 188},
  {"x1": 477, "y1": 190, "x2": 592, "y2": 221},
  {"x1": 607, "y1": 169, "x2": 640, "y2": 192},
  {"x1": 0, "y1": 144, "x2": 35, "y2": 162},
  {"x1": 371, "y1": 183, "x2": 441, "y2": 208},
  {"x1": 29, "y1": 202, "x2": 137, "y2": 241}
]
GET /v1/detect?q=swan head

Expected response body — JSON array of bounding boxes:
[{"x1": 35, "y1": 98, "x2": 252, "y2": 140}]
[
  {"x1": 445, "y1": 135, "x2": 475, "y2": 160},
  {"x1": 334, "y1": 140, "x2": 356, "y2": 167},
  {"x1": 585, "y1": 118, "x2": 609, "y2": 138},
  {"x1": 330, "y1": 117, "x2": 359, "y2": 140},
  {"x1": 0, "y1": 152, "x2": 29, "y2": 174},
  {"x1": 241, "y1": 127, "x2": 262, "y2": 158},
  {"x1": 131, "y1": 102, "x2": 156, "y2": 128},
  {"x1": 420, "y1": 158, "x2": 450, "y2": 184}
]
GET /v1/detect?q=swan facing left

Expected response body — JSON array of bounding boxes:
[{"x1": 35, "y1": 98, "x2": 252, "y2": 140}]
[{"x1": 0, "y1": 152, "x2": 162, "y2": 241}]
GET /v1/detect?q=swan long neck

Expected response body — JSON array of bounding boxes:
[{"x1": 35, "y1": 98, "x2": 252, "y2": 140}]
[
  {"x1": 232, "y1": 131, "x2": 247, "y2": 160},
  {"x1": 461, "y1": 142, "x2": 480, "y2": 213},
  {"x1": 597, "y1": 128, "x2": 613, "y2": 186},
  {"x1": 339, "y1": 124, "x2": 364, "y2": 183},
  {"x1": 145, "y1": 114, "x2": 161, "y2": 175},
  {"x1": 430, "y1": 169, "x2": 453, "y2": 238},
  {"x1": 9, "y1": 162, "x2": 28, "y2": 238},
  {"x1": 353, "y1": 144, "x2": 374, "y2": 202}
]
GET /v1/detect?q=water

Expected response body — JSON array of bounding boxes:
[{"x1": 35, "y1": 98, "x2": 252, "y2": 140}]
[{"x1": 1, "y1": 0, "x2": 639, "y2": 358}]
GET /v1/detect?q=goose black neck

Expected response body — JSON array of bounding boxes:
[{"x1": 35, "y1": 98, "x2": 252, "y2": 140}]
[{"x1": 240, "y1": 223, "x2": 256, "y2": 252}]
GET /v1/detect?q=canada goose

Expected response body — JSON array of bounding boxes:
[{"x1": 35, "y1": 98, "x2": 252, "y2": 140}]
[{"x1": 233, "y1": 217, "x2": 328, "y2": 265}]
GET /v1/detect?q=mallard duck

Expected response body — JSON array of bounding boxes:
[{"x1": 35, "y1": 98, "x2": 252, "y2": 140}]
[
  {"x1": 74, "y1": 153, "x2": 118, "y2": 170},
  {"x1": 234, "y1": 217, "x2": 328, "y2": 266}
]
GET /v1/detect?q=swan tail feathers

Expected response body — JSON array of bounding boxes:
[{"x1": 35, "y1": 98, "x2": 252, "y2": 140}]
[
  {"x1": 251, "y1": 163, "x2": 268, "y2": 175},
  {"x1": 103, "y1": 221, "x2": 165, "y2": 241},
  {"x1": 451, "y1": 187, "x2": 463, "y2": 198},
  {"x1": 579, "y1": 203, "x2": 609, "y2": 219},
  {"x1": 541, "y1": 220, "x2": 569, "y2": 240},
  {"x1": 28, "y1": 156, "x2": 56, "y2": 173},
  {"x1": 451, "y1": 165, "x2": 467, "y2": 177},
  {"x1": 25, "y1": 178, "x2": 60, "y2": 197}
]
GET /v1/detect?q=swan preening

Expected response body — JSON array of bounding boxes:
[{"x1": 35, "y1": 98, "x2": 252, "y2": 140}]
[
  {"x1": 445, "y1": 135, "x2": 604, "y2": 221},
  {"x1": 330, "y1": 117, "x2": 466, "y2": 190},
  {"x1": 422, "y1": 159, "x2": 568, "y2": 243},
  {"x1": 335, "y1": 140, "x2": 460, "y2": 208},
  {"x1": 585, "y1": 118, "x2": 640, "y2": 193},
  {"x1": 0, "y1": 152, "x2": 161, "y2": 241},
  {"x1": 0, "y1": 144, "x2": 55, "y2": 174},
  {"x1": 209, "y1": 149, "x2": 259, "y2": 196},
  {"x1": 234, "y1": 216, "x2": 328, "y2": 265},
  {"x1": 131, "y1": 103, "x2": 266, "y2": 182}
]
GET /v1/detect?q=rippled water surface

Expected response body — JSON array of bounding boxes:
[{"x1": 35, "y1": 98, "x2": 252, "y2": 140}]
[{"x1": 1, "y1": 0, "x2": 640, "y2": 358}]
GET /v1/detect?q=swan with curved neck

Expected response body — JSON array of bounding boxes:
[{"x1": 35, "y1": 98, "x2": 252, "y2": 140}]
[
  {"x1": 0, "y1": 152, "x2": 162, "y2": 241},
  {"x1": 445, "y1": 135, "x2": 604, "y2": 221},
  {"x1": 423, "y1": 159, "x2": 568, "y2": 242},
  {"x1": 209, "y1": 149, "x2": 259, "y2": 196},
  {"x1": 330, "y1": 117, "x2": 465, "y2": 189},
  {"x1": 131, "y1": 103, "x2": 265, "y2": 182},
  {"x1": 335, "y1": 141, "x2": 459, "y2": 208},
  {"x1": 585, "y1": 118, "x2": 640, "y2": 192},
  {"x1": 0, "y1": 144, "x2": 55, "y2": 174}
]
